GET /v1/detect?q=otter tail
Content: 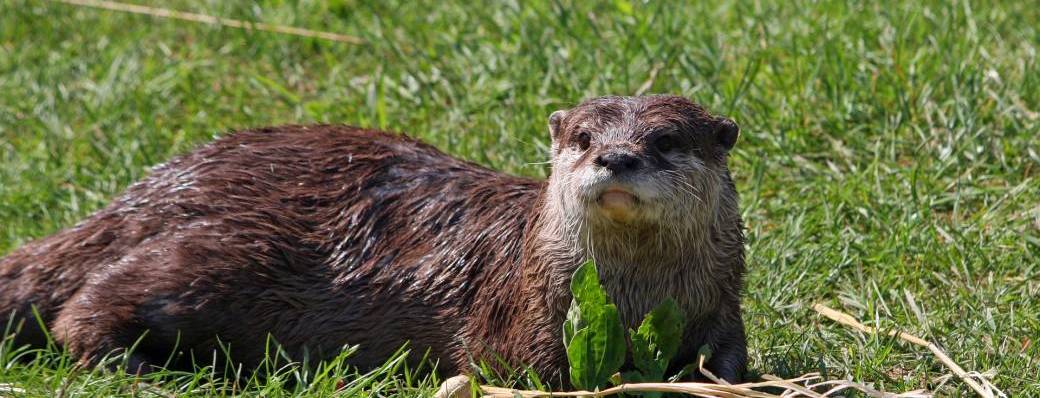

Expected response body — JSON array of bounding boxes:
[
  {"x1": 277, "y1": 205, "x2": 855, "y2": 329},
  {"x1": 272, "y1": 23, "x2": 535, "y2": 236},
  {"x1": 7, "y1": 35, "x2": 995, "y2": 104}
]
[
  {"x1": 0, "y1": 234, "x2": 89, "y2": 349},
  {"x1": 0, "y1": 209, "x2": 141, "y2": 349}
]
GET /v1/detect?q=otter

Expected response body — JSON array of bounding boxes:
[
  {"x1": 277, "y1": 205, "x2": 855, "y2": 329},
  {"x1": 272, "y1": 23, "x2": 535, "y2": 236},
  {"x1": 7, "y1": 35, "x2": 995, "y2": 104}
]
[{"x1": 0, "y1": 95, "x2": 747, "y2": 385}]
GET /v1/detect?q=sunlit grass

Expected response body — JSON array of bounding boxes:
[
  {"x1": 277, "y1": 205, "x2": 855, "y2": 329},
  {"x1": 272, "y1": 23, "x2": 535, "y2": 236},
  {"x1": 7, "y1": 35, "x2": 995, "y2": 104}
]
[{"x1": 1, "y1": 0, "x2": 1037, "y2": 396}]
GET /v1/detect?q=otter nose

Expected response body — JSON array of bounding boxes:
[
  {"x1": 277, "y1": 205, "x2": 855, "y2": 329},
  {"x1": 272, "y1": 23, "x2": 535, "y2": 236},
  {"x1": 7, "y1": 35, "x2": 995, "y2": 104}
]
[{"x1": 595, "y1": 151, "x2": 642, "y2": 173}]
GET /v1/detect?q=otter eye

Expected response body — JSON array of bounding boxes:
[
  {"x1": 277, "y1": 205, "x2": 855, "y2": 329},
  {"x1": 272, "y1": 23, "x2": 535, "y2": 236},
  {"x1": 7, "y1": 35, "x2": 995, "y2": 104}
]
[
  {"x1": 654, "y1": 134, "x2": 680, "y2": 153},
  {"x1": 576, "y1": 132, "x2": 591, "y2": 151}
]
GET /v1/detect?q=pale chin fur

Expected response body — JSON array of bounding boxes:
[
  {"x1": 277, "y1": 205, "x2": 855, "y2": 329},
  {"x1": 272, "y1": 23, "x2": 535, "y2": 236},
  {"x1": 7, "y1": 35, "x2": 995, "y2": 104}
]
[{"x1": 544, "y1": 148, "x2": 722, "y2": 269}]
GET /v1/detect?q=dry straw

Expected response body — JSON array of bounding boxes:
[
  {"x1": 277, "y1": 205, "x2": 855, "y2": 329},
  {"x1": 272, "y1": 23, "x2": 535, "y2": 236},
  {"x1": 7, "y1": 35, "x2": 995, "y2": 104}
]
[
  {"x1": 52, "y1": 0, "x2": 364, "y2": 44},
  {"x1": 436, "y1": 304, "x2": 1006, "y2": 398},
  {"x1": 436, "y1": 373, "x2": 930, "y2": 398},
  {"x1": 812, "y1": 304, "x2": 1006, "y2": 398}
]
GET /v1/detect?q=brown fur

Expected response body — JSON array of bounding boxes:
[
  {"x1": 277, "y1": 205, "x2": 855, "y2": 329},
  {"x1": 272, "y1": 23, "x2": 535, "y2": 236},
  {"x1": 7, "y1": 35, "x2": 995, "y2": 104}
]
[{"x1": 0, "y1": 95, "x2": 747, "y2": 385}]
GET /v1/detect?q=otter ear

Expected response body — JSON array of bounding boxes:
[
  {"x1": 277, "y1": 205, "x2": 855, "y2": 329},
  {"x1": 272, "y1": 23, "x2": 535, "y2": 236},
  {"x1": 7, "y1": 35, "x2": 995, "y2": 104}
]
[
  {"x1": 548, "y1": 110, "x2": 567, "y2": 142},
  {"x1": 715, "y1": 117, "x2": 739, "y2": 151}
]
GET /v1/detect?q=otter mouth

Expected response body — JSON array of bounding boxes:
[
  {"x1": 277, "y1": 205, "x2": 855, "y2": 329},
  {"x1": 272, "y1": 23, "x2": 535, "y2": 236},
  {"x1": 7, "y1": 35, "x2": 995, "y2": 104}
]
[{"x1": 595, "y1": 186, "x2": 640, "y2": 222}]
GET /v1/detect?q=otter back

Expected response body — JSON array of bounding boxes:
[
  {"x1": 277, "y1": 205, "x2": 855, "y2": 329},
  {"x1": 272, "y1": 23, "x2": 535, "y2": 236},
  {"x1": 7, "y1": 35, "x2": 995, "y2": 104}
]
[{"x1": 1, "y1": 125, "x2": 543, "y2": 373}]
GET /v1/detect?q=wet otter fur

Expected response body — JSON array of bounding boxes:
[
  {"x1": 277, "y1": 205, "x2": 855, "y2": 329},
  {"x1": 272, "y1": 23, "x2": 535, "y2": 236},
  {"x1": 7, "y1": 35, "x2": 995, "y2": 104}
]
[{"x1": 0, "y1": 95, "x2": 747, "y2": 384}]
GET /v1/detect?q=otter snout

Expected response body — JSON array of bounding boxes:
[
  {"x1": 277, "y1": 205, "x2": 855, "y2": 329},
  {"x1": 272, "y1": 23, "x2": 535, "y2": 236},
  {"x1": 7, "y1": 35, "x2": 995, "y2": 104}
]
[
  {"x1": 594, "y1": 150, "x2": 642, "y2": 174},
  {"x1": 583, "y1": 148, "x2": 655, "y2": 224}
]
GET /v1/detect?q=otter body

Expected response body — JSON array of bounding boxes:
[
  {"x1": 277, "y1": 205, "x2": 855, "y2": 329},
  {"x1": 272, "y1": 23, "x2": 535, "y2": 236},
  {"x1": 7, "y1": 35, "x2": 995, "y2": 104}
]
[{"x1": 0, "y1": 96, "x2": 747, "y2": 384}]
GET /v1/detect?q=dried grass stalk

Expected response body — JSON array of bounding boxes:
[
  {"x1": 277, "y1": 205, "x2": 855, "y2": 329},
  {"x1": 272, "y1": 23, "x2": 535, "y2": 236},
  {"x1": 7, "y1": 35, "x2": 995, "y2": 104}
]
[
  {"x1": 473, "y1": 373, "x2": 929, "y2": 398},
  {"x1": 52, "y1": 0, "x2": 364, "y2": 44},
  {"x1": 812, "y1": 304, "x2": 1006, "y2": 398}
]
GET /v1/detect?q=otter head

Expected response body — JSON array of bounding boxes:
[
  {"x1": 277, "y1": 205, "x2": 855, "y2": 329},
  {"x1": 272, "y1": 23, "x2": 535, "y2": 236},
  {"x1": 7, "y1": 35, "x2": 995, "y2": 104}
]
[{"x1": 544, "y1": 95, "x2": 740, "y2": 266}]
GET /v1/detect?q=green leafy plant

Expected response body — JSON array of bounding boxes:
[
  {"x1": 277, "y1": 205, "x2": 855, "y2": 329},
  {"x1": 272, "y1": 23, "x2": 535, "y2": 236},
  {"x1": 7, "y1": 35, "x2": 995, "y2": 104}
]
[
  {"x1": 563, "y1": 260, "x2": 686, "y2": 393},
  {"x1": 563, "y1": 259, "x2": 627, "y2": 391}
]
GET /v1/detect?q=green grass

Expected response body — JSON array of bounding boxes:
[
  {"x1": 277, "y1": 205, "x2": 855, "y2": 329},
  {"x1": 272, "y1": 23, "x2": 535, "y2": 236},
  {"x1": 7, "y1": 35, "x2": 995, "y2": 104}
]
[{"x1": 1, "y1": 0, "x2": 1038, "y2": 396}]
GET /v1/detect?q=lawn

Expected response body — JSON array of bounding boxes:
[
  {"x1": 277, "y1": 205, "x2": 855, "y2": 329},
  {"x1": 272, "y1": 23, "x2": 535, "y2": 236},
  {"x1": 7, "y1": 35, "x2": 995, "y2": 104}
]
[{"x1": 1, "y1": 0, "x2": 1038, "y2": 396}]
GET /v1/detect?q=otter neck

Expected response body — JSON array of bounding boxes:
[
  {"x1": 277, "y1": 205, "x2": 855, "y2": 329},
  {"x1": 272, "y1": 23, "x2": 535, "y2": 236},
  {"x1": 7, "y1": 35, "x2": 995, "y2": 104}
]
[
  {"x1": 483, "y1": 185, "x2": 730, "y2": 380},
  {"x1": 521, "y1": 186, "x2": 724, "y2": 329}
]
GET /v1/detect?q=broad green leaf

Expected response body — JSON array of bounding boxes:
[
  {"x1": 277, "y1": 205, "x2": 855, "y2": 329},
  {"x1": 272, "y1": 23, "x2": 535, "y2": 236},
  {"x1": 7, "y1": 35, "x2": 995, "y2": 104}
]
[
  {"x1": 564, "y1": 260, "x2": 605, "y2": 351},
  {"x1": 566, "y1": 302, "x2": 626, "y2": 390},
  {"x1": 565, "y1": 260, "x2": 626, "y2": 390},
  {"x1": 570, "y1": 259, "x2": 608, "y2": 309},
  {"x1": 563, "y1": 299, "x2": 581, "y2": 350},
  {"x1": 631, "y1": 298, "x2": 686, "y2": 382},
  {"x1": 630, "y1": 330, "x2": 661, "y2": 379},
  {"x1": 566, "y1": 328, "x2": 593, "y2": 389}
]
